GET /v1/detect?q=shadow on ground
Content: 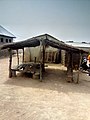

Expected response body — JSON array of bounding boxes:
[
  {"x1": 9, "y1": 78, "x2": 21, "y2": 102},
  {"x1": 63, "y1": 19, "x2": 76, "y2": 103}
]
[{"x1": 4, "y1": 68, "x2": 90, "y2": 94}]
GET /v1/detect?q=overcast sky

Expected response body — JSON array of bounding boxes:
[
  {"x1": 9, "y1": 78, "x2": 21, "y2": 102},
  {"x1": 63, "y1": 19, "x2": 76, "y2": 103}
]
[{"x1": 0, "y1": 0, "x2": 90, "y2": 42}]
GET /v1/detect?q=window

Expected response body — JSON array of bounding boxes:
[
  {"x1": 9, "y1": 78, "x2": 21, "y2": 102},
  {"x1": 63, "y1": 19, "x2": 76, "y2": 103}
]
[
  {"x1": 9, "y1": 39, "x2": 11, "y2": 43},
  {"x1": 1, "y1": 38, "x2": 3, "y2": 42},
  {"x1": 6, "y1": 39, "x2": 8, "y2": 43},
  {"x1": 82, "y1": 42, "x2": 86, "y2": 44}
]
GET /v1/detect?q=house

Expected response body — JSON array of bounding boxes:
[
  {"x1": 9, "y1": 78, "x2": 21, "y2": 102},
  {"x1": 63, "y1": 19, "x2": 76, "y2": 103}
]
[
  {"x1": 66, "y1": 41, "x2": 90, "y2": 64},
  {"x1": 0, "y1": 25, "x2": 16, "y2": 57},
  {"x1": 66, "y1": 41, "x2": 90, "y2": 52}
]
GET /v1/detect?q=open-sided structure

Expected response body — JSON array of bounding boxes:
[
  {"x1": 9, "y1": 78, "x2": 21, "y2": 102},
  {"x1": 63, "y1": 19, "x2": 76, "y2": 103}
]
[{"x1": 0, "y1": 34, "x2": 88, "y2": 83}]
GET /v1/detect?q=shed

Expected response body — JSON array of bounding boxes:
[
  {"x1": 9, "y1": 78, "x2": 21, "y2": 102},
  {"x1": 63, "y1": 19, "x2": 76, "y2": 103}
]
[{"x1": 0, "y1": 34, "x2": 88, "y2": 83}]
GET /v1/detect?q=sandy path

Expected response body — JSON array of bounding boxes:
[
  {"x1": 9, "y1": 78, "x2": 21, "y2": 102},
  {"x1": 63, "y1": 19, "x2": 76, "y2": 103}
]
[{"x1": 0, "y1": 57, "x2": 90, "y2": 120}]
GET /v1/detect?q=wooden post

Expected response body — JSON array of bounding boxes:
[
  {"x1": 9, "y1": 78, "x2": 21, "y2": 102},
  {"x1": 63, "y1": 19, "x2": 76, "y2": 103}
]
[
  {"x1": 17, "y1": 49, "x2": 19, "y2": 65},
  {"x1": 42, "y1": 45, "x2": 45, "y2": 72},
  {"x1": 76, "y1": 52, "x2": 82, "y2": 83},
  {"x1": 40, "y1": 40, "x2": 43, "y2": 81},
  {"x1": 40, "y1": 63, "x2": 42, "y2": 81},
  {"x1": 22, "y1": 48, "x2": 24, "y2": 63},
  {"x1": 66, "y1": 51, "x2": 73, "y2": 82},
  {"x1": 9, "y1": 49, "x2": 12, "y2": 78}
]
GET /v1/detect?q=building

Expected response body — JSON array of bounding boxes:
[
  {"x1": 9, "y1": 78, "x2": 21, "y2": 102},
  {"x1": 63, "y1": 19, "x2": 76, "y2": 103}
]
[
  {"x1": 0, "y1": 25, "x2": 16, "y2": 45},
  {"x1": 65, "y1": 41, "x2": 90, "y2": 68},
  {"x1": 0, "y1": 25, "x2": 16, "y2": 57},
  {"x1": 66, "y1": 41, "x2": 90, "y2": 52}
]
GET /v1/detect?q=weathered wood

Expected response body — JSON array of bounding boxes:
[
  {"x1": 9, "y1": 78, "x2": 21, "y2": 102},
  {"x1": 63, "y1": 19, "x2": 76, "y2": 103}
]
[
  {"x1": 11, "y1": 63, "x2": 40, "y2": 76},
  {"x1": 11, "y1": 70, "x2": 16, "y2": 77},
  {"x1": 9, "y1": 49, "x2": 12, "y2": 78},
  {"x1": 42, "y1": 45, "x2": 45, "y2": 72},
  {"x1": 40, "y1": 40, "x2": 43, "y2": 81},
  {"x1": 40, "y1": 63, "x2": 42, "y2": 81},
  {"x1": 1, "y1": 34, "x2": 88, "y2": 55},
  {"x1": 16, "y1": 49, "x2": 19, "y2": 65},
  {"x1": 76, "y1": 52, "x2": 82, "y2": 83},
  {"x1": 66, "y1": 51, "x2": 73, "y2": 82},
  {"x1": 22, "y1": 48, "x2": 24, "y2": 63}
]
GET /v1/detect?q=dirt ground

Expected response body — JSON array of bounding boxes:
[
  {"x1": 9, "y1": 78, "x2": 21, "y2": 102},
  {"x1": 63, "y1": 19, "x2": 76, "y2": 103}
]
[{"x1": 0, "y1": 57, "x2": 90, "y2": 120}]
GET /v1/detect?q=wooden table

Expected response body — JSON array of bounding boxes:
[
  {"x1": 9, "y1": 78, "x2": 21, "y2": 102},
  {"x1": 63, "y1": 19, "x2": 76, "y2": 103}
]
[{"x1": 11, "y1": 62, "x2": 40, "y2": 77}]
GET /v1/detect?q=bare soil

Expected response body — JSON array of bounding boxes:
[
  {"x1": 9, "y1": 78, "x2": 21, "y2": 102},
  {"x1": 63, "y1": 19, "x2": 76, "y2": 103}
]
[{"x1": 0, "y1": 57, "x2": 90, "y2": 120}]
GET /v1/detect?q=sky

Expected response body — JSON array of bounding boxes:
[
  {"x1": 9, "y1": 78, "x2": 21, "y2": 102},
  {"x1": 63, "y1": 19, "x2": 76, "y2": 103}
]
[{"x1": 0, "y1": 0, "x2": 90, "y2": 42}]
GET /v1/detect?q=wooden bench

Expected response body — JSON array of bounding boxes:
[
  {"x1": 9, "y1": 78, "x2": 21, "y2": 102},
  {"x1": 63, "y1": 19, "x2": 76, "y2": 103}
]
[
  {"x1": 11, "y1": 64, "x2": 22, "y2": 77},
  {"x1": 11, "y1": 62, "x2": 40, "y2": 77}
]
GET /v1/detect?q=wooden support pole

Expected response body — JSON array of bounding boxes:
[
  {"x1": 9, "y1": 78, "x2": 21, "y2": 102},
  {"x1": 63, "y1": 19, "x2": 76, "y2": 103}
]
[
  {"x1": 42, "y1": 45, "x2": 45, "y2": 72},
  {"x1": 22, "y1": 48, "x2": 24, "y2": 63},
  {"x1": 40, "y1": 63, "x2": 42, "y2": 81},
  {"x1": 9, "y1": 49, "x2": 12, "y2": 78},
  {"x1": 17, "y1": 49, "x2": 19, "y2": 65},
  {"x1": 66, "y1": 51, "x2": 73, "y2": 82},
  {"x1": 40, "y1": 40, "x2": 43, "y2": 81},
  {"x1": 76, "y1": 52, "x2": 82, "y2": 83}
]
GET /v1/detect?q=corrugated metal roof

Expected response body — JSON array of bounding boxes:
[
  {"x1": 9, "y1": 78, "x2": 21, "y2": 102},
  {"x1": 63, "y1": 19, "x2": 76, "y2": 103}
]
[
  {"x1": 66, "y1": 42, "x2": 90, "y2": 48},
  {"x1": 0, "y1": 25, "x2": 16, "y2": 38}
]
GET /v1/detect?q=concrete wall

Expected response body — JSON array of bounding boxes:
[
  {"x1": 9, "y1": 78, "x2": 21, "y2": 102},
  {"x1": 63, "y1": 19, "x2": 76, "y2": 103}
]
[
  {"x1": 0, "y1": 36, "x2": 13, "y2": 45},
  {"x1": 0, "y1": 35, "x2": 13, "y2": 57}
]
